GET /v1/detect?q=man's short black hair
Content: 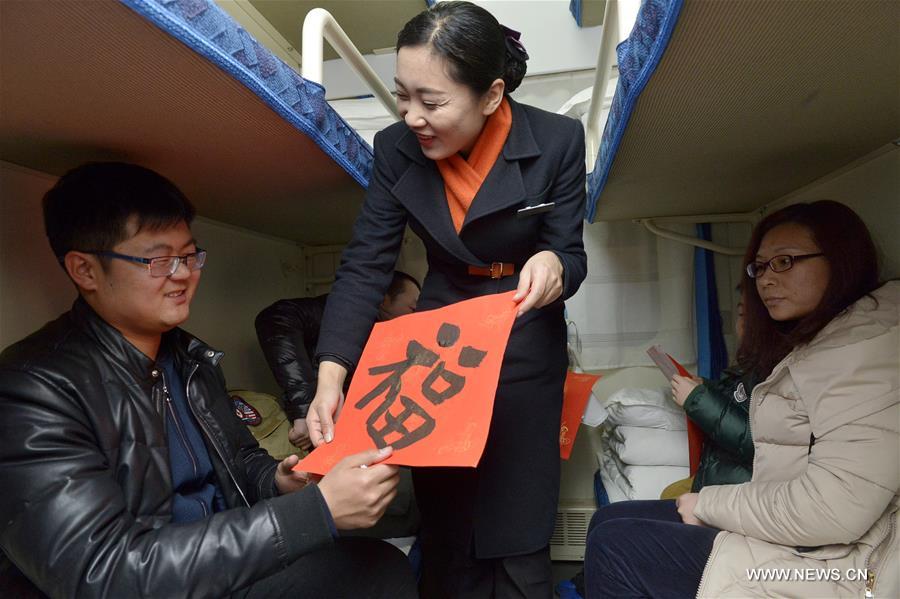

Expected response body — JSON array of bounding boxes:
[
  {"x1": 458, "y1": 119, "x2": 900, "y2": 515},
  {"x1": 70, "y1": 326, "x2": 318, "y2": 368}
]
[
  {"x1": 386, "y1": 271, "x2": 421, "y2": 299},
  {"x1": 43, "y1": 162, "x2": 196, "y2": 259}
]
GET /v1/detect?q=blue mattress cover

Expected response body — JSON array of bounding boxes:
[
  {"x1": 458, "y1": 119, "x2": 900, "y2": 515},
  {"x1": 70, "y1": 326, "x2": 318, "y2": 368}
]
[
  {"x1": 568, "y1": 0, "x2": 588, "y2": 27},
  {"x1": 122, "y1": 0, "x2": 373, "y2": 187},
  {"x1": 585, "y1": 0, "x2": 684, "y2": 222}
]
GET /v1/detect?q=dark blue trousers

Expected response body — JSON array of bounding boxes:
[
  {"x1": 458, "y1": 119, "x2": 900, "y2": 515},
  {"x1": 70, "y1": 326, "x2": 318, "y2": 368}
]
[{"x1": 584, "y1": 500, "x2": 718, "y2": 599}]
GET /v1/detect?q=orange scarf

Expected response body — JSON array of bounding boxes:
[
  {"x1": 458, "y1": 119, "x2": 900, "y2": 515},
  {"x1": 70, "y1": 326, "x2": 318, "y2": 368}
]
[{"x1": 436, "y1": 97, "x2": 512, "y2": 233}]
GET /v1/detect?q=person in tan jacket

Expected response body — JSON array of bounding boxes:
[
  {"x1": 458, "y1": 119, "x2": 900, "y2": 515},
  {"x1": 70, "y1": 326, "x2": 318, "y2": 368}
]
[{"x1": 585, "y1": 200, "x2": 898, "y2": 598}]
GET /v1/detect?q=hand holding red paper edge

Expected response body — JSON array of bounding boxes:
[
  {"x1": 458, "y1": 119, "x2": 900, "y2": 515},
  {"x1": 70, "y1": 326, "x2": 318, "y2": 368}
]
[
  {"x1": 646, "y1": 345, "x2": 704, "y2": 474},
  {"x1": 296, "y1": 291, "x2": 519, "y2": 476},
  {"x1": 646, "y1": 344, "x2": 692, "y2": 379}
]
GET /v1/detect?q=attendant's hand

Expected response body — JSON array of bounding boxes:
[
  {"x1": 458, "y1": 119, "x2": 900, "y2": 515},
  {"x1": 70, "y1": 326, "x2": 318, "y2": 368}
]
[
  {"x1": 318, "y1": 447, "x2": 400, "y2": 530},
  {"x1": 676, "y1": 492, "x2": 705, "y2": 526},
  {"x1": 671, "y1": 374, "x2": 701, "y2": 407},
  {"x1": 274, "y1": 454, "x2": 311, "y2": 494},
  {"x1": 288, "y1": 419, "x2": 312, "y2": 451},
  {"x1": 513, "y1": 250, "x2": 564, "y2": 317},
  {"x1": 307, "y1": 361, "x2": 348, "y2": 447}
]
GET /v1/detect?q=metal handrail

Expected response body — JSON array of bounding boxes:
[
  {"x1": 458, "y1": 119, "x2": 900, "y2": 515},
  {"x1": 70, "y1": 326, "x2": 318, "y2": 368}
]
[
  {"x1": 301, "y1": 8, "x2": 399, "y2": 119},
  {"x1": 585, "y1": 0, "x2": 619, "y2": 171},
  {"x1": 634, "y1": 212, "x2": 760, "y2": 256}
]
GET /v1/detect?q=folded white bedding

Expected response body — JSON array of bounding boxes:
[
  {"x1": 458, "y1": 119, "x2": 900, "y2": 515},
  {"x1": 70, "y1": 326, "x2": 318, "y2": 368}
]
[
  {"x1": 598, "y1": 464, "x2": 631, "y2": 504},
  {"x1": 623, "y1": 464, "x2": 690, "y2": 500},
  {"x1": 608, "y1": 425, "x2": 689, "y2": 467},
  {"x1": 604, "y1": 387, "x2": 686, "y2": 430},
  {"x1": 597, "y1": 447, "x2": 689, "y2": 500}
]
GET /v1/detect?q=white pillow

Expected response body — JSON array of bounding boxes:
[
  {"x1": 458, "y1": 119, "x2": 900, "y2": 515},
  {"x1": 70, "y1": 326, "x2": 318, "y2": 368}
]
[
  {"x1": 623, "y1": 465, "x2": 691, "y2": 500},
  {"x1": 609, "y1": 425, "x2": 689, "y2": 467},
  {"x1": 596, "y1": 449, "x2": 633, "y2": 501},
  {"x1": 598, "y1": 464, "x2": 631, "y2": 503},
  {"x1": 597, "y1": 448, "x2": 690, "y2": 500},
  {"x1": 604, "y1": 387, "x2": 686, "y2": 430},
  {"x1": 581, "y1": 388, "x2": 609, "y2": 427}
]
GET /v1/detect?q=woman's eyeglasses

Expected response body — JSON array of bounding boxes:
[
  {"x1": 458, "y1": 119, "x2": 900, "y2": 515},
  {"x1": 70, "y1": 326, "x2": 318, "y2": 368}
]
[
  {"x1": 746, "y1": 253, "x2": 823, "y2": 279},
  {"x1": 80, "y1": 249, "x2": 207, "y2": 277}
]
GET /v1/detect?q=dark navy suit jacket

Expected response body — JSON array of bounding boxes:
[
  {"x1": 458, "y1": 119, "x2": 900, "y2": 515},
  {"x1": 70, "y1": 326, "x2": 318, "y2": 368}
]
[{"x1": 317, "y1": 97, "x2": 587, "y2": 557}]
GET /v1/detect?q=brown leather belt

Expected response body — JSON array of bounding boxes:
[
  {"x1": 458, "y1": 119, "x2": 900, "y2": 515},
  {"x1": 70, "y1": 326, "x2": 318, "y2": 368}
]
[{"x1": 467, "y1": 262, "x2": 515, "y2": 279}]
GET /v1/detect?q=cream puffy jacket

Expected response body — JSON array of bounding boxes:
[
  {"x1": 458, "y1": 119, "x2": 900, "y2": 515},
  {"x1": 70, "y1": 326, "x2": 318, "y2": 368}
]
[{"x1": 694, "y1": 282, "x2": 899, "y2": 598}]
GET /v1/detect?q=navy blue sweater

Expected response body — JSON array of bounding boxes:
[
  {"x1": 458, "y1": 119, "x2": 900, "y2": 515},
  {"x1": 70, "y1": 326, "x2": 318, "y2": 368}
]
[{"x1": 158, "y1": 349, "x2": 225, "y2": 522}]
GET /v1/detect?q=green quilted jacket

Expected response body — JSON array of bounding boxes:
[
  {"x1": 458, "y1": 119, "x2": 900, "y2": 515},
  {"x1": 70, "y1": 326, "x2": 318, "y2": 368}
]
[{"x1": 683, "y1": 368, "x2": 758, "y2": 491}]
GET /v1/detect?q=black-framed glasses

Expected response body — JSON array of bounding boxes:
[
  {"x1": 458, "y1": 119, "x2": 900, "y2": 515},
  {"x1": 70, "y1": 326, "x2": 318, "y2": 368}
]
[
  {"x1": 746, "y1": 253, "x2": 824, "y2": 279},
  {"x1": 81, "y1": 249, "x2": 207, "y2": 277}
]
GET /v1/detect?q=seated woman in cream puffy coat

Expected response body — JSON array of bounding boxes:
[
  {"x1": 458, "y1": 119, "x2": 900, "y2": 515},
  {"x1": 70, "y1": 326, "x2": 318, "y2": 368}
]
[{"x1": 585, "y1": 200, "x2": 898, "y2": 598}]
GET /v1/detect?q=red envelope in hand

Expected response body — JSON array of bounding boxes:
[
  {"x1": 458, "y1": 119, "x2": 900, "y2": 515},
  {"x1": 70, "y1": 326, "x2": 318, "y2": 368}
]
[{"x1": 646, "y1": 345, "x2": 704, "y2": 474}]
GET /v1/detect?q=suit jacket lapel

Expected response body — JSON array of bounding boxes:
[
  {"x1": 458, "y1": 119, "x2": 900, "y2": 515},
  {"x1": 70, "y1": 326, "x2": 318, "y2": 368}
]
[
  {"x1": 393, "y1": 131, "x2": 485, "y2": 265},
  {"x1": 390, "y1": 98, "x2": 542, "y2": 265},
  {"x1": 460, "y1": 156, "x2": 525, "y2": 229},
  {"x1": 461, "y1": 98, "x2": 541, "y2": 231}
]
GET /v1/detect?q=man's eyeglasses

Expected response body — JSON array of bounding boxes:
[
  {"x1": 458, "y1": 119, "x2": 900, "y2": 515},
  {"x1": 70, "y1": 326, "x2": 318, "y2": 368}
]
[
  {"x1": 746, "y1": 253, "x2": 824, "y2": 279},
  {"x1": 81, "y1": 249, "x2": 207, "y2": 277}
]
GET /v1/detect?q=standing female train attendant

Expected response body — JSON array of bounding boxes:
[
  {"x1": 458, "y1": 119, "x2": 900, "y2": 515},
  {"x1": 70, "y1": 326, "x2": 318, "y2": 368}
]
[
  {"x1": 585, "y1": 201, "x2": 898, "y2": 598},
  {"x1": 307, "y1": 2, "x2": 586, "y2": 595}
]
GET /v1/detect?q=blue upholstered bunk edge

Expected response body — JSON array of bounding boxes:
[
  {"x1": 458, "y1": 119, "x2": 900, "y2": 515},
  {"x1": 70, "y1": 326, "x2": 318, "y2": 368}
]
[
  {"x1": 585, "y1": 0, "x2": 684, "y2": 222},
  {"x1": 569, "y1": 0, "x2": 584, "y2": 27},
  {"x1": 121, "y1": 0, "x2": 374, "y2": 188}
]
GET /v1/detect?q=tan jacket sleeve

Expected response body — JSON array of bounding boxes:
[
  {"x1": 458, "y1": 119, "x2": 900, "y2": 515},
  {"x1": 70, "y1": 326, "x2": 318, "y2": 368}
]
[{"x1": 694, "y1": 327, "x2": 899, "y2": 547}]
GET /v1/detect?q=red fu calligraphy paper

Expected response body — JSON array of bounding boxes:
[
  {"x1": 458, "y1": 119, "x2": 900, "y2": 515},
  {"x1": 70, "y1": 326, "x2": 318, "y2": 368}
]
[
  {"x1": 559, "y1": 371, "x2": 601, "y2": 460},
  {"x1": 296, "y1": 291, "x2": 518, "y2": 475}
]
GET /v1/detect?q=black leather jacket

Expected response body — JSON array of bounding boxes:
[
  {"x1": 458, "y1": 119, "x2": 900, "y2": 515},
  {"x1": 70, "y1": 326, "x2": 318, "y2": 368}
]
[
  {"x1": 254, "y1": 295, "x2": 328, "y2": 421},
  {"x1": 0, "y1": 299, "x2": 334, "y2": 598}
]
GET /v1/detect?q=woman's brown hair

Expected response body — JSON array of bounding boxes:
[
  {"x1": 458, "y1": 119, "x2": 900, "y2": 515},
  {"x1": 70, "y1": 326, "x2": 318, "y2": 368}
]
[{"x1": 737, "y1": 200, "x2": 880, "y2": 378}]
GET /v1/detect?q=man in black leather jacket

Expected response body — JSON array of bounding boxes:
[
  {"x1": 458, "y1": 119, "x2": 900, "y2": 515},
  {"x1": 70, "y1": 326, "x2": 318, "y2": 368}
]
[
  {"x1": 0, "y1": 162, "x2": 416, "y2": 598},
  {"x1": 255, "y1": 272, "x2": 420, "y2": 449}
]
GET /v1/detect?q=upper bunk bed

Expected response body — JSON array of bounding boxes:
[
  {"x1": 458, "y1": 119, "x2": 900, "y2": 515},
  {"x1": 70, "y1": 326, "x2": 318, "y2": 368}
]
[
  {"x1": 587, "y1": 0, "x2": 899, "y2": 223},
  {"x1": 0, "y1": 0, "x2": 374, "y2": 245}
]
